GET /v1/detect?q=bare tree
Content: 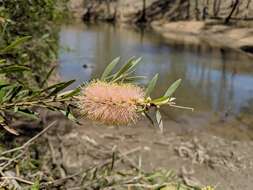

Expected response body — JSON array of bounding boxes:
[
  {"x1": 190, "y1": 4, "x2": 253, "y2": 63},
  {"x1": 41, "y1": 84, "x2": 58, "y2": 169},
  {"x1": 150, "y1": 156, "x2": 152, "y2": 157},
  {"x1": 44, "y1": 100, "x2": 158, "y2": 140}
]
[
  {"x1": 246, "y1": 0, "x2": 252, "y2": 8},
  {"x1": 203, "y1": 0, "x2": 210, "y2": 19},
  {"x1": 245, "y1": 0, "x2": 252, "y2": 19},
  {"x1": 202, "y1": 7, "x2": 208, "y2": 20},
  {"x1": 141, "y1": 0, "x2": 147, "y2": 22},
  {"x1": 186, "y1": 0, "x2": 190, "y2": 19},
  {"x1": 136, "y1": 0, "x2": 147, "y2": 23},
  {"x1": 225, "y1": 0, "x2": 239, "y2": 24},
  {"x1": 195, "y1": 0, "x2": 200, "y2": 20},
  {"x1": 213, "y1": 0, "x2": 221, "y2": 17},
  {"x1": 105, "y1": 0, "x2": 111, "y2": 18}
]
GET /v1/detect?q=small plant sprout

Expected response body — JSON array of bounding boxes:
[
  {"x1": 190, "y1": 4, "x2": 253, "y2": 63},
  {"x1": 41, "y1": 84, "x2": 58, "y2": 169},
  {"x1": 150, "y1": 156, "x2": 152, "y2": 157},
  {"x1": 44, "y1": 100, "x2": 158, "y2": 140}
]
[
  {"x1": 76, "y1": 57, "x2": 193, "y2": 130},
  {"x1": 201, "y1": 186, "x2": 215, "y2": 190}
]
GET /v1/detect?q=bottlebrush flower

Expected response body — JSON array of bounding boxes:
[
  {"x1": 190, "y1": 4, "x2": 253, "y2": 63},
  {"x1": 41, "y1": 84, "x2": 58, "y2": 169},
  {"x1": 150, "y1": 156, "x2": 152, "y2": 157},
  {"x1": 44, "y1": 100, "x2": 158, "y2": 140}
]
[{"x1": 77, "y1": 80, "x2": 144, "y2": 125}]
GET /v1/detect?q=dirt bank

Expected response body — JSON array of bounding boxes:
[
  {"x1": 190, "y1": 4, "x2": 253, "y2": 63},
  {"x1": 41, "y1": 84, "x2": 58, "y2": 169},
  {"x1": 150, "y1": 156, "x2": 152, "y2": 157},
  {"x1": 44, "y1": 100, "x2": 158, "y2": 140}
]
[
  {"x1": 40, "y1": 113, "x2": 253, "y2": 190},
  {"x1": 3, "y1": 110, "x2": 252, "y2": 189},
  {"x1": 69, "y1": 0, "x2": 253, "y2": 55},
  {"x1": 151, "y1": 20, "x2": 253, "y2": 56}
]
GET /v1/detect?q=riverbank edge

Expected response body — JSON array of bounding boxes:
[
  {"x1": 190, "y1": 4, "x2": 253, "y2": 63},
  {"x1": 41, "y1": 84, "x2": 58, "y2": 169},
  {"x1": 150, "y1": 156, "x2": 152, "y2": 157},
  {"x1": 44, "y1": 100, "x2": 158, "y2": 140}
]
[
  {"x1": 68, "y1": 0, "x2": 253, "y2": 56},
  {"x1": 150, "y1": 20, "x2": 253, "y2": 56}
]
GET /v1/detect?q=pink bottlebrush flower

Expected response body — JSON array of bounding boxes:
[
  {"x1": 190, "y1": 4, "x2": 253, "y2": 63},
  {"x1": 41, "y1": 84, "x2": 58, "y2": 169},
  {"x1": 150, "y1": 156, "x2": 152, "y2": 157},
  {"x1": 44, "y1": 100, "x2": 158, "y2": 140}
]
[{"x1": 77, "y1": 80, "x2": 144, "y2": 125}]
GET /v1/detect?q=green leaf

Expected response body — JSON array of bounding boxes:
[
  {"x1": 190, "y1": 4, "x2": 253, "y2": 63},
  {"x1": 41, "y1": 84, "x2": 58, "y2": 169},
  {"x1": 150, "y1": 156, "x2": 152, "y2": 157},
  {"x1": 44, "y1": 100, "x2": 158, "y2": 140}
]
[
  {"x1": 14, "y1": 108, "x2": 39, "y2": 120},
  {"x1": 0, "y1": 59, "x2": 5, "y2": 64},
  {"x1": 48, "y1": 80, "x2": 75, "y2": 96},
  {"x1": 0, "y1": 84, "x2": 10, "y2": 90},
  {"x1": 164, "y1": 79, "x2": 182, "y2": 98},
  {"x1": 0, "y1": 36, "x2": 32, "y2": 54},
  {"x1": 145, "y1": 74, "x2": 159, "y2": 97},
  {"x1": 60, "y1": 109, "x2": 78, "y2": 123},
  {"x1": 2, "y1": 85, "x2": 23, "y2": 102},
  {"x1": 58, "y1": 87, "x2": 81, "y2": 99},
  {"x1": 9, "y1": 85, "x2": 23, "y2": 102},
  {"x1": 112, "y1": 57, "x2": 142, "y2": 82},
  {"x1": 30, "y1": 180, "x2": 40, "y2": 190},
  {"x1": 156, "y1": 109, "x2": 163, "y2": 132},
  {"x1": 143, "y1": 111, "x2": 155, "y2": 126},
  {"x1": 101, "y1": 57, "x2": 120, "y2": 80},
  {"x1": 41, "y1": 66, "x2": 56, "y2": 87},
  {"x1": 41, "y1": 80, "x2": 75, "y2": 96},
  {"x1": 0, "y1": 65, "x2": 30, "y2": 74},
  {"x1": 124, "y1": 75, "x2": 146, "y2": 82},
  {"x1": 0, "y1": 85, "x2": 9, "y2": 102},
  {"x1": 0, "y1": 115, "x2": 5, "y2": 123},
  {"x1": 151, "y1": 96, "x2": 170, "y2": 105}
]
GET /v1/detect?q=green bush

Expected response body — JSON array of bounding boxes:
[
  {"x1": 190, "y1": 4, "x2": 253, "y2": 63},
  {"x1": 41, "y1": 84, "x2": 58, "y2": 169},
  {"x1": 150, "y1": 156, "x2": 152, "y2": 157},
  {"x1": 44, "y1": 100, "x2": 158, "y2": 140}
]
[{"x1": 0, "y1": 0, "x2": 78, "y2": 135}]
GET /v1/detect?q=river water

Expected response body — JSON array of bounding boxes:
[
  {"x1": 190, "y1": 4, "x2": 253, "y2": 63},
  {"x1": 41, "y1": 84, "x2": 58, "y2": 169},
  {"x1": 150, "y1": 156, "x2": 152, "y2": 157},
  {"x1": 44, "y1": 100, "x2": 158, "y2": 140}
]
[{"x1": 58, "y1": 22, "x2": 253, "y2": 127}]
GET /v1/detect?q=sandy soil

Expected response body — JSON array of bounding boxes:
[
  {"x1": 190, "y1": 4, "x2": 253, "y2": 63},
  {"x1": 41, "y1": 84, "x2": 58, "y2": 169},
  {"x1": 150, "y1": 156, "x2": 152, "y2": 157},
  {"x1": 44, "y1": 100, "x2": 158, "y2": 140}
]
[{"x1": 151, "y1": 20, "x2": 253, "y2": 56}]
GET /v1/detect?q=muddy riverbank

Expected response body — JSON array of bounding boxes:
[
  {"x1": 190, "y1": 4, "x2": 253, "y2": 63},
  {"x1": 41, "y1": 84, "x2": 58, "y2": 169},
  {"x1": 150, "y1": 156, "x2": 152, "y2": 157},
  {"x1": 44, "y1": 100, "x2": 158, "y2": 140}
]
[
  {"x1": 69, "y1": 0, "x2": 253, "y2": 55},
  {"x1": 151, "y1": 20, "x2": 253, "y2": 56},
  {"x1": 28, "y1": 113, "x2": 253, "y2": 190}
]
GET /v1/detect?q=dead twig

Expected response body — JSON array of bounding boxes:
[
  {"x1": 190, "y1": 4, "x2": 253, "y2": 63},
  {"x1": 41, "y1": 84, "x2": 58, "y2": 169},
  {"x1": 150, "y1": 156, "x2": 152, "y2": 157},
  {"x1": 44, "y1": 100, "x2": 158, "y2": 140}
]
[
  {"x1": 0, "y1": 176, "x2": 34, "y2": 185},
  {"x1": 0, "y1": 121, "x2": 57, "y2": 184},
  {"x1": 1, "y1": 121, "x2": 57, "y2": 156},
  {"x1": 97, "y1": 147, "x2": 141, "y2": 169}
]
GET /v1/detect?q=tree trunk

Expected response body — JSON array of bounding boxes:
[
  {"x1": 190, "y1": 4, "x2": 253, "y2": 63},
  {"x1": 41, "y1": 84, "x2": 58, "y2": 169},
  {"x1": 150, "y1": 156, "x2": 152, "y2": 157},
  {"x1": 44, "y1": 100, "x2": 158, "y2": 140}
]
[
  {"x1": 213, "y1": 0, "x2": 221, "y2": 17},
  {"x1": 141, "y1": 0, "x2": 147, "y2": 22},
  {"x1": 224, "y1": 0, "x2": 239, "y2": 24},
  {"x1": 195, "y1": 0, "x2": 200, "y2": 20},
  {"x1": 105, "y1": 0, "x2": 111, "y2": 18},
  {"x1": 246, "y1": 0, "x2": 252, "y2": 8}
]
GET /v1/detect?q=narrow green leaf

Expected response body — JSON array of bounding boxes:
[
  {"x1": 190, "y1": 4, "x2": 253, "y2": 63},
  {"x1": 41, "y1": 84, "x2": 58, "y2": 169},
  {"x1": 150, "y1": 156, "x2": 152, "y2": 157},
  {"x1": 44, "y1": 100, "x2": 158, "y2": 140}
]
[
  {"x1": 42, "y1": 80, "x2": 74, "y2": 92},
  {"x1": 176, "y1": 183, "x2": 181, "y2": 190},
  {"x1": 14, "y1": 108, "x2": 39, "y2": 120},
  {"x1": 30, "y1": 180, "x2": 40, "y2": 190},
  {"x1": 60, "y1": 110, "x2": 78, "y2": 123},
  {"x1": 2, "y1": 85, "x2": 23, "y2": 102},
  {"x1": 0, "y1": 115, "x2": 5, "y2": 123},
  {"x1": 9, "y1": 85, "x2": 23, "y2": 102},
  {"x1": 58, "y1": 88, "x2": 81, "y2": 99},
  {"x1": 0, "y1": 84, "x2": 9, "y2": 102},
  {"x1": 48, "y1": 80, "x2": 75, "y2": 96},
  {"x1": 0, "y1": 84, "x2": 10, "y2": 89},
  {"x1": 101, "y1": 57, "x2": 120, "y2": 80},
  {"x1": 145, "y1": 74, "x2": 159, "y2": 97},
  {"x1": 41, "y1": 80, "x2": 75, "y2": 96},
  {"x1": 151, "y1": 96, "x2": 170, "y2": 105},
  {"x1": 0, "y1": 65, "x2": 30, "y2": 74},
  {"x1": 112, "y1": 57, "x2": 142, "y2": 81},
  {"x1": 156, "y1": 110, "x2": 163, "y2": 132},
  {"x1": 164, "y1": 79, "x2": 182, "y2": 98},
  {"x1": 41, "y1": 66, "x2": 56, "y2": 87},
  {"x1": 124, "y1": 75, "x2": 146, "y2": 82},
  {"x1": 0, "y1": 36, "x2": 32, "y2": 53},
  {"x1": 143, "y1": 111, "x2": 155, "y2": 126}
]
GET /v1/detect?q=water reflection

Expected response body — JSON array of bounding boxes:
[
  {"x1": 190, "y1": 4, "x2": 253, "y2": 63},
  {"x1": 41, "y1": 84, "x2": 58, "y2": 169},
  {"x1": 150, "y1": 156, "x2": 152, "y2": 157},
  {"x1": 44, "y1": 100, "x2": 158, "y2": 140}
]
[{"x1": 59, "y1": 23, "x2": 253, "y2": 116}]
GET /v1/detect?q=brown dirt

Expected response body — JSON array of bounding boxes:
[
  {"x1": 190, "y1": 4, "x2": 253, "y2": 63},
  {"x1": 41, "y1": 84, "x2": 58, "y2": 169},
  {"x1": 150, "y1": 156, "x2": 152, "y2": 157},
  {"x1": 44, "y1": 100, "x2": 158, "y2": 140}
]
[
  {"x1": 151, "y1": 20, "x2": 253, "y2": 56},
  {"x1": 42, "y1": 111, "x2": 253, "y2": 190}
]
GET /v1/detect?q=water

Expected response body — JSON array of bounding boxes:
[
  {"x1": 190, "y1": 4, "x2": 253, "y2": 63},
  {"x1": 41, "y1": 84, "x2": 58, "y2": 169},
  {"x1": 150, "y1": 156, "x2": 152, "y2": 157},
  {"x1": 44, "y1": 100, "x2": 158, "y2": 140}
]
[{"x1": 59, "y1": 23, "x2": 253, "y2": 119}]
